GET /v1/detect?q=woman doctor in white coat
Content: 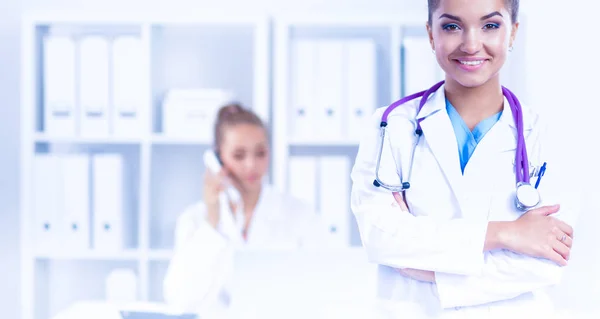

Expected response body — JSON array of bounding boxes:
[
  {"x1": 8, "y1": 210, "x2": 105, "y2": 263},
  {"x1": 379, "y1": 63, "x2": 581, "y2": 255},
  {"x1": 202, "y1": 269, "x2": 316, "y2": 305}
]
[
  {"x1": 351, "y1": 0, "x2": 580, "y2": 317},
  {"x1": 163, "y1": 103, "x2": 322, "y2": 317}
]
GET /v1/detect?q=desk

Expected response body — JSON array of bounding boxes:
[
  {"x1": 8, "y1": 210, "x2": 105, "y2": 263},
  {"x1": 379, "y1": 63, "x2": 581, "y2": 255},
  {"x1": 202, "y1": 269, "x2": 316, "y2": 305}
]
[{"x1": 51, "y1": 301, "x2": 195, "y2": 319}]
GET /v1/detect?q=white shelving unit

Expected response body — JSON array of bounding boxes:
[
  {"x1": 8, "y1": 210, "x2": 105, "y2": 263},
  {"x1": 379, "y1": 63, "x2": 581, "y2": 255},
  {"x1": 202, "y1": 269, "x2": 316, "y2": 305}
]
[
  {"x1": 272, "y1": 15, "x2": 452, "y2": 180},
  {"x1": 271, "y1": 14, "x2": 438, "y2": 249},
  {"x1": 20, "y1": 12, "x2": 270, "y2": 319},
  {"x1": 20, "y1": 10, "x2": 529, "y2": 319}
]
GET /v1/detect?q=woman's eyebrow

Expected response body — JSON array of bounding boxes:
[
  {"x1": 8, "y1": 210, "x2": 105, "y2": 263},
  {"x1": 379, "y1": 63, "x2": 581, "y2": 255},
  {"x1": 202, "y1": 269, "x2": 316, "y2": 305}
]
[{"x1": 438, "y1": 11, "x2": 503, "y2": 21}]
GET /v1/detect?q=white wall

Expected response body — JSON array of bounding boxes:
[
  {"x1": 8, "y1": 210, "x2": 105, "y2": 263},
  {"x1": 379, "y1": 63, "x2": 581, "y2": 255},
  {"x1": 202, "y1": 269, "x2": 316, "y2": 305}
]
[
  {"x1": 522, "y1": 0, "x2": 600, "y2": 313},
  {"x1": 0, "y1": 0, "x2": 21, "y2": 318}
]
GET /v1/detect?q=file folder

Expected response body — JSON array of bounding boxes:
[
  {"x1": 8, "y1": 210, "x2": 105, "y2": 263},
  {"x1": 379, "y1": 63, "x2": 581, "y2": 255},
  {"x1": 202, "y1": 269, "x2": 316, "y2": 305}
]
[
  {"x1": 59, "y1": 154, "x2": 91, "y2": 252},
  {"x1": 79, "y1": 36, "x2": 111, "y2": 137},
  {"x1": 92, "y1": 154, "x2": 125, "y2": 252},
  {"x1": 112, "y1": 36, "x2": 147, "y2": 137},
  {"x1": 290, "y1": 39, "x2": 317, "y2": 141},
  {"x1": 318, "y1": 156, "x2": 351, "y2": 248},
  {"x1": 43, "y1": 36, "x2": 77, "y2": 137},
  {"x1": 315, "y1": 40, "x2": 344, "y2": 141},
  {"x1": 32, "y1": 155, "x2": 62, "y2": 253},
  {"x1": 345, "y1": 39, "x2": 377, "y2": 142}
]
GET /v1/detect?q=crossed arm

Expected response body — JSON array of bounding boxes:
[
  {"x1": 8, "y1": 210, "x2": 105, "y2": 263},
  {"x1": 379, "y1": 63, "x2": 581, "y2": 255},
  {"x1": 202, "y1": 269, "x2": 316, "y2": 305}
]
[
  {"x1": 388, "y1": 192, "x2": 575, "y2": 308},
  {"x1": 351, "y1": 110, "x2": 579, "y2": 308},
  {"x1": 350, "y1": 147, "x2": 576, "y2": 308}
]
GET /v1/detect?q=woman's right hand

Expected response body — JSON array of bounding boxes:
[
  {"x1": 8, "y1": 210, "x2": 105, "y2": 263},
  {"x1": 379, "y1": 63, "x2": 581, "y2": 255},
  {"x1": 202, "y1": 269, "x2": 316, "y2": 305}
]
[
  {"x1": 203, "y1": 168, "x2": 227, "y2": 229},
  {"x1": 500, "y1": 204, "x2": 574, "y2": 266}
]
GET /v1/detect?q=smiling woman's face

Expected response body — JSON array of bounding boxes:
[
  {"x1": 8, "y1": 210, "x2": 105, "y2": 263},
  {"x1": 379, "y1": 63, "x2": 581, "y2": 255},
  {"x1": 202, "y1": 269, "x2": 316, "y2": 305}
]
[{"x1": 427, "y1": 0, "x2": 519, "y2": 88}]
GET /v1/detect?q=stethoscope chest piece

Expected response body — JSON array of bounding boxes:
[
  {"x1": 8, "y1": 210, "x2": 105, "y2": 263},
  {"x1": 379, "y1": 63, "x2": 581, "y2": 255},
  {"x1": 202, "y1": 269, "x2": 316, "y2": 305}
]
[{"x1": 515, "y1": 182, "x2": 541, "y2": 211}]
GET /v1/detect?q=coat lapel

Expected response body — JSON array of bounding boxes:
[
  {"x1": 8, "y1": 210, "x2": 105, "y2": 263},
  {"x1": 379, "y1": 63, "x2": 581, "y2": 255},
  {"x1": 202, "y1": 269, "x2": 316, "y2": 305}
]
[
  {"x1": 412, "y1": 86, "x2": 536, "y2": 217},
  {"x1": 465, "y1": 96, "x2": 534, "y2": 176},
  {"x1": 416, "y1": 86, "x2": 465, "y2": 204}
]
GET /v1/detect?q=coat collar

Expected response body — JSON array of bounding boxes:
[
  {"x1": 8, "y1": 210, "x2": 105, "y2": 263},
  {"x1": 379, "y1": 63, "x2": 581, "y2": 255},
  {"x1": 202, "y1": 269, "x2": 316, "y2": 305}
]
[
  {"x1": 413, "y1": 83, "x2": 535, "y2": 212},
  {"x1": 416, "y1": 83, "x2": 535, "y2": 131}
]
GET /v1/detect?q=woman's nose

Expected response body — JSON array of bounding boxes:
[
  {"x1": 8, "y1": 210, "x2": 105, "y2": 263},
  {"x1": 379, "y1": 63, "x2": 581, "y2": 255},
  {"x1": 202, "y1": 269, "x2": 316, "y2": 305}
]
[
  {"x1": 461, "y1": 30, "x2": 482, "y2": 54},
  {"x1": 244, "y1": 157, "x2": 257, "y2": 170}
]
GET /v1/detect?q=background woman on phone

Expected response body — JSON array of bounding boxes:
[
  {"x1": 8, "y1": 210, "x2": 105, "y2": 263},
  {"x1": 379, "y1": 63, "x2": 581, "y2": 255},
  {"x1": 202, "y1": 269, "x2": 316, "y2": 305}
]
[{"x1": 162, "y1": 103, "x2": 323, "y2": 317}]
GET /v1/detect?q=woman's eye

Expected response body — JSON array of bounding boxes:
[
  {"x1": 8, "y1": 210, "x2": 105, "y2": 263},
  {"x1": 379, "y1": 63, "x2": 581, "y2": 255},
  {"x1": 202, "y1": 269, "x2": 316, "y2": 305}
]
[
  {"x1": 484, "y1": 23, "x2": 500, "y2": 29},
  {"x1": 256, "y1": 151, "x2": 266, "y2": 158},
  {"x1": 442, "y1": 23, "x2": 460, "y2": 31}
]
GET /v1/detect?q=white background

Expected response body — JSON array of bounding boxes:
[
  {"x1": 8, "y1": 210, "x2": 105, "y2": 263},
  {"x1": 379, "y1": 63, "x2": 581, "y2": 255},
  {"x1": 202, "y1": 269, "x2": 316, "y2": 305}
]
[{"x1": 2, "y1": 0, "x2": 600, "y2": 318}]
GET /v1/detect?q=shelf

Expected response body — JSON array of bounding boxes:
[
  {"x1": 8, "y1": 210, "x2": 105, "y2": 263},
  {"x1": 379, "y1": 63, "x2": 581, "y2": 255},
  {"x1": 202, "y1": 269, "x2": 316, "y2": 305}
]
[
  {"x1": 151, "y1": 134, "x2": 211, "y2": 145},
  {"x1": 33, "y1": 249, "x2": 176, "y2": 261},
  {"x1": 34, "y1": 249, "x2": 142, "y2": 261},
  {"x1": 32, "y1": 133, "x2": 217, "y2": 145},
  {"x1": 24, "y1": 12, "x2": 268, "y2": 26},
  {"x1": 34, "y1": 133, "x2": 143, "y2": 145},
  {"x1": 148, "y1": 249, "x2": 173, "y2": 261},
  {"x1": 288, "y1": 139, "x2": 360, "y2": 147},
  {"x1": 277, "y1": 14, "x2": 425, "y2": 27}
]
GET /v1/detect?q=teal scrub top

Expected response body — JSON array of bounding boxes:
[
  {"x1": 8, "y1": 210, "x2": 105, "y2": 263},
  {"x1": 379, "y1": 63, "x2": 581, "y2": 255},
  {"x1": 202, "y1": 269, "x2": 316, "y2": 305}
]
[{"x1": 446, "y1": 99, "x2": 502, "y2": 174}]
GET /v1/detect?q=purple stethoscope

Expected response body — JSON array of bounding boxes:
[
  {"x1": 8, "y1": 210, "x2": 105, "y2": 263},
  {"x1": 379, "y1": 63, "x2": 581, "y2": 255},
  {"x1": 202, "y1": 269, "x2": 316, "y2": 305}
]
[{"x1": 373, "y1": 80, "x2": 542, "y2": 211}]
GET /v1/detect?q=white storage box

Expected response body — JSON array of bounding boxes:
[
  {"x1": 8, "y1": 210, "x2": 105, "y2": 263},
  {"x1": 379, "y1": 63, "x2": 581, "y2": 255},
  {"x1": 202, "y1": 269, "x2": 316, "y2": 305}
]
[{"x1": 162, "y1": 88, "x2": 235, "y2": 141}]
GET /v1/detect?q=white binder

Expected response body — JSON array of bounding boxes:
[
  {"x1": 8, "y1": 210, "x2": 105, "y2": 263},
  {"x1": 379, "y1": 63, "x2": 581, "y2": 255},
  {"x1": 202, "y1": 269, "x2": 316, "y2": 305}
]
[
  {"x1": 32, "y1": 155, "x2": 62, "y2": 253},
  {"x1": 290, "y1": 39, "x2": 317, "y2": 141},
  {"x1": 43, "y1": 36, "x2": 77, "y2": 137},
  {"x1": 111, "y1": 36, "x2": 147, "y2": 138},
  {"x1": 92, "y1": 154, "x2": 124, "y2": 252},
  {"x1": 318, "y1": 156, "x2": 351, "y2": 248},
  {"x1": 315, "y1": 40, "x2": 344, "y2": 141},
  {"x1": 79, "y1": 36, "x2": 110, "y2": 138},
  {"x1": 59, "y1": 155, "x2": 91, "y2": 252},
  {"x1": 402, "y1": 37, "x2": 443, "y2": 96},
  {"x1": 288, "y1": 156, "x2": 318, "y2": 212},
  {"x1": 345, "y1": 39, "x2": 376, "y2": 142}
]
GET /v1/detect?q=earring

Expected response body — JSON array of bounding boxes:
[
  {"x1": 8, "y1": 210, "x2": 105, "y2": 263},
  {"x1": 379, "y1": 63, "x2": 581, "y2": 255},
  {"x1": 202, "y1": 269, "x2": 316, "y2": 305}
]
[{"x1": 509, "y1": 46, "x2": 513, "y2": 52}]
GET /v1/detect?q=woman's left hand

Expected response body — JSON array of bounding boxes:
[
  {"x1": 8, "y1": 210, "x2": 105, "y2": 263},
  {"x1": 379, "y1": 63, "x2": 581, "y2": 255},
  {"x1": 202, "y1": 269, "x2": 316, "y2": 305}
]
[
  {"x1": 391, "y1": 192, "x2": 410, "y2": 212},
  {"x1": 397, "y1": 268, "x2": 436, "y2": 283},
  {"x1": 392, "y1": 192, "x2": 436, "y2": 283}
]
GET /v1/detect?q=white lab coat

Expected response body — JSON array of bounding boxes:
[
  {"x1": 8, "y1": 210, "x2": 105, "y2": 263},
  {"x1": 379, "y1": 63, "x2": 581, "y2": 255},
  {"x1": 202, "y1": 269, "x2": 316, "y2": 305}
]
[
  {"x1": 162, "y1": 183, "x2": 322, "y2": 318},
  {"x1": 350, "y1": 84, "x2": 581, "y2": 318}
]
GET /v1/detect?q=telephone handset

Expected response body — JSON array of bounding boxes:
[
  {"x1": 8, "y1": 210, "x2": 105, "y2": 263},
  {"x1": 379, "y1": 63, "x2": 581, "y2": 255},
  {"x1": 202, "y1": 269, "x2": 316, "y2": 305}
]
[{"x1": 203, "y1": 149, "x2": 242, "y2": 204}]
